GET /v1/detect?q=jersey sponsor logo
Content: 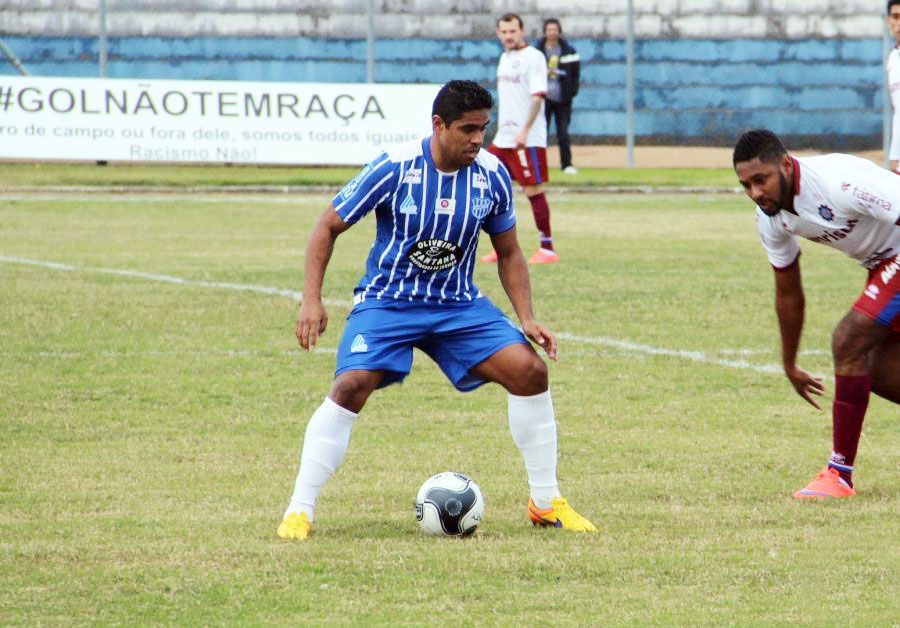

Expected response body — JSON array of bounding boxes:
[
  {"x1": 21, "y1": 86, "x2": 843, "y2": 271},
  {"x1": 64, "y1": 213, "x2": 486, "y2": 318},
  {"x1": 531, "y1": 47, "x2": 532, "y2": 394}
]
[
  {"x1": 880, "y1": 258, "x2": 900, "y2": 285},
  {"x1": 471, "y1": 196, "x2": 493, "y2": 219},
  {"x1": 436, "y1": 198, "x2": 456, "y2": 215},
  {"x1": 399, "y1": 195, "x2": 418, "y2": 215},
  {"x1": 852, "y1": 186, "x2": 893, "y2": 212},
  {"x1": 818, "y1": 205, "x2": 834, "y2": 221},
  {"x1": 841, "y1": 181, "x2": 851, "y2": 191},
  {"x1": 864, "y1": 284, "x2": 880, "y2": 300},
  {"x1": 350, "y1": 334, "x2": 368, "y2": 353},
  {"x1": 472, "y1": 172, "x2": 488, "y2": 190},
  {"x1": 402, "y1": 168, "x2": 422, "y2": 184},
  {"x1": 339, "y1": 163, "x2": 373, "y2": 200},
  {"x1": 809, "y1": 218, "x2": 858, "y2": 245},
  {"x1": 407, "y1": 239, "x2": 464, "y2": 271}
]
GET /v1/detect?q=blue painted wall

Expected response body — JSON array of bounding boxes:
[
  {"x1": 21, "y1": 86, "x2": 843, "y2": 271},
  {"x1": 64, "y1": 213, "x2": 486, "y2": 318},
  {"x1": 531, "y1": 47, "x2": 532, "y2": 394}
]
[{"x1": 0, "y1": 36, "x2": 886, "y2": 147}]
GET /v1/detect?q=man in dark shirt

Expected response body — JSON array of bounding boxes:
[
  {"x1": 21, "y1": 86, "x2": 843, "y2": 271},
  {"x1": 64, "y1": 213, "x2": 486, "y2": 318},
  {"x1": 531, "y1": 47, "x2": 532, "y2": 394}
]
[{"x1": 537, "y1": 18, "x2": 581, "y2": 175}]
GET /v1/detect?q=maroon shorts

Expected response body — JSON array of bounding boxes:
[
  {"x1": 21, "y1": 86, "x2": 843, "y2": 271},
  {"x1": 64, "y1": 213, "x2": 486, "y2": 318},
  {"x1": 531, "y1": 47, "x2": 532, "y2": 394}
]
[
  {"x1": 853, "y1": 256, "x2": 900, "y2": 332},
  {"x1": 487, "y1": 145, "x2": 549, "y2": 187}
]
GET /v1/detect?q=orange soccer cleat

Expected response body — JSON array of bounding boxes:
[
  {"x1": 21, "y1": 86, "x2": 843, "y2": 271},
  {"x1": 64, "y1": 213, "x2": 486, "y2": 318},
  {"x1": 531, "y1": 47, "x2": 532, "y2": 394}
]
[
  {"x1": 479, "y1": 249, "x2": 499, "y2": 262},
  {"x1": 792, "y1": 467, "x2": 857, "y2": 499},
  {"x1": 527, "y1": 248, "x2": 559, "y2": 264}
]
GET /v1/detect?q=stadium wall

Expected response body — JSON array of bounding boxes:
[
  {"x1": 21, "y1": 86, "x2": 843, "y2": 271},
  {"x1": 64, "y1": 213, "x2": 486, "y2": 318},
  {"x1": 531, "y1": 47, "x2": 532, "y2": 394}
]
[{"x1": 0, "y1": 1, "x2": 889, "y2": 148}]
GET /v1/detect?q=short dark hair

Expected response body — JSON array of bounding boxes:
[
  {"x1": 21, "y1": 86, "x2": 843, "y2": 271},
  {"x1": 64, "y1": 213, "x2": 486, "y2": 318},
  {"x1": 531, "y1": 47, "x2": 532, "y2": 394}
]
[
  {"x1": 432, "y1": 80, "x2": 493, "y2": 126},
  {"x1": 497, "y1": 12, "x2": 524, "y2": 28},
  {"x1": 733, "y1": 129, "x2": 788, "y2": 165},
  {"x1": 543, "y1": 18, "x2": 562, "y2": 34},
  {"x1": 889, "y1": 0, "x2": 900, "y2": 13}
]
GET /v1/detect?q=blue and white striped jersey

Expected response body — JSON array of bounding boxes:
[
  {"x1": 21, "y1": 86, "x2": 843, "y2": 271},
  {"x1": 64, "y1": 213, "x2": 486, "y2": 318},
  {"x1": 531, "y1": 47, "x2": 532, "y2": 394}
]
[{"x1": 332, "y1": 137, "x2": 516, "y2": 305}]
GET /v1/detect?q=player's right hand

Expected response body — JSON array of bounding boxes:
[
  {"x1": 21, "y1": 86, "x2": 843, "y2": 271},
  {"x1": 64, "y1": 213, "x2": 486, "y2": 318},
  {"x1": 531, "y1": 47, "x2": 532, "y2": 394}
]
[
  {"x1": 784, "y1": 365, "x2": 825, "y2": 410},
  {"x1": 296, "y1": 299, "x2": 328, "y2": 351}
]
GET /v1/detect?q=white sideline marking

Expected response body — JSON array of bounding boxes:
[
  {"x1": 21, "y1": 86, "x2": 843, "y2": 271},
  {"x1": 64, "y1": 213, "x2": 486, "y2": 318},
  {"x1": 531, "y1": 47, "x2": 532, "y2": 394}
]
[
  {"x1": 3, "y1": 348, "x2": 338, "y2": 359},
  {"x1": 0, "y1": 255, "x2": 345, "y2": 307},
  {"x1": 556, "y1": 333, "x2": 783, "y2": 374},
  {"x1": 2, "y1": 192, "x2": 323, "y2": 204},
  {"x1": 3, "y1": 255, "x2": 817, "y2": 375}
]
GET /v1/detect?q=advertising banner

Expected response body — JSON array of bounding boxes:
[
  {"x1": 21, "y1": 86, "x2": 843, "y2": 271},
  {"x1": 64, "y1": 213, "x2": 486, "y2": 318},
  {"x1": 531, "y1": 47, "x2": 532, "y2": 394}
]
[{"x1": 0, "y1": 75, "x2": 441, "y2": 165}]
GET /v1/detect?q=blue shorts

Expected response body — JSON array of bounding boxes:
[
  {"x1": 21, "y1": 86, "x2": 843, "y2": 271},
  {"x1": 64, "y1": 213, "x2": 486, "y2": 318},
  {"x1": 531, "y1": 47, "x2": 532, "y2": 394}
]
[{"x1": 335, "y1": 297, "x2": 529, "y2": 391}]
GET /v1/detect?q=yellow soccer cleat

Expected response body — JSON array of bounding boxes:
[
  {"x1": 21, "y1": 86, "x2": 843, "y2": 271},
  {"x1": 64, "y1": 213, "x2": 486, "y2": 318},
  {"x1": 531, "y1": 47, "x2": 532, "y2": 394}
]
[
  {"x1": 277, "y1": 512, "x2": 313, "y2": 540},
  {"x1": 528, "y1": 497, "x2": 597, "y2": 532}
]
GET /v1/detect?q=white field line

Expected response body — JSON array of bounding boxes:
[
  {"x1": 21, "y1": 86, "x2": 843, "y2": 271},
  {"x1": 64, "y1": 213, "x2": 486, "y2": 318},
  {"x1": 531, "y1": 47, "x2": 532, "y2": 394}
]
[
  {"x1": 3, "y1": 348, "x2": 337, "y2": 359},
  {"x1": 1, "y1": 255, "x2": 344, "y2": 307},
  {"x1": 556, "y1": 333, "x2": 785, "y2": 374},
  {"x1": 2, "y1": 193, "x2": 317, "y2": 204},
  {"x1": 3, "y1": 256, "x2": 822, "y2": 375}
]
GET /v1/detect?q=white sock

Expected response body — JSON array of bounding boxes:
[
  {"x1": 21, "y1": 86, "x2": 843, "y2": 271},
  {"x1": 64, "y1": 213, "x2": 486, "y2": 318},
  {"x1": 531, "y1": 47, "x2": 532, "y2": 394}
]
[
  {"x1": 508, "y1": 390, "x2": 560, "y2": 509},
  {"x1": 284, "y1": 397, "x2": 358, "y2": 522}
]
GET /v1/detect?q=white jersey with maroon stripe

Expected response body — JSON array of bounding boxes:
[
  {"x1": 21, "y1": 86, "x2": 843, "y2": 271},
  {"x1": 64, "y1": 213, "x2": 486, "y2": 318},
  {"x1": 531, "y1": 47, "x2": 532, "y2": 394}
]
[
  {"x1": 494, "y1": 45, "x2": 548, "y2": 149},
  {"x1": 756, "y1": 154, "x2": 900, "y2": 270},
  {"x1": 889, "y1": 46, "x2": 900, "y2": 162}
]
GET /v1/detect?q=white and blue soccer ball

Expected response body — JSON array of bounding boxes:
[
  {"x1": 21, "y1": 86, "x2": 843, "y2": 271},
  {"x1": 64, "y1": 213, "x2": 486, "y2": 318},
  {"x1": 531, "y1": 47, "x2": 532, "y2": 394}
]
[{"x1": 415, "y1": 471, "x2": 484, "y2": 537}]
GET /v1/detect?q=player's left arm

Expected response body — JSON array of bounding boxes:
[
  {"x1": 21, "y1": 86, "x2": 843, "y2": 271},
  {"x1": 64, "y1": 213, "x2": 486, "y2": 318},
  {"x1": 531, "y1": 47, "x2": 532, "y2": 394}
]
[
  {"x1": 490, "y1": 226, "x2": 557, "y2": 360},
  {"x1": 514, "y1": 52, "x2": 549, "y2": 149},
  {"x1": 514, "y1": 96, "x2": 545, "y2": 149}
]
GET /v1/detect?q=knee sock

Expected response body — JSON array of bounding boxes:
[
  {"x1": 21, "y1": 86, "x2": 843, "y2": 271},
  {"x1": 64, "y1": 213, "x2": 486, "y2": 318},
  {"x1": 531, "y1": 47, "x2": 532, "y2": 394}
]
[
  {"x1": 828, "y1": 374, "x2": 871, "y2": 487},
  {"x1": 528, "y1": 193, "x2": 553, "y2": 251},
  {"x1": 285, "y1": 397, "x2": 358, "y2": 521},
  {"x1": 508, "y1": 390, "x2": 560, "y2": 509}
]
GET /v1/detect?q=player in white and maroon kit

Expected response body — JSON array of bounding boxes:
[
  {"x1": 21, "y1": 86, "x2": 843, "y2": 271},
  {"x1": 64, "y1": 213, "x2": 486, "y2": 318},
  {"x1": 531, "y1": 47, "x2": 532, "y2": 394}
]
[
  {"x1": 887, "y1": 0, "x2": 900, "y2": 173},
  {"x1": 733, "y1": 129, "x2": 900, "y2": 499},
  {"x1": 482, "y1": 13, "x2": 558, "y2": 265}
]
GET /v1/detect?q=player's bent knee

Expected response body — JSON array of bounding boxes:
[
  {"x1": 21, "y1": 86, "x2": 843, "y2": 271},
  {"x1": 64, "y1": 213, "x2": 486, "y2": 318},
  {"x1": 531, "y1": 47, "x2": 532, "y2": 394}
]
[
  {"x1": 329, "y1": 371, "x2": 380, "y2": 412},
  {"x1": 870, "y1": 344, "x2": 900, "y2": 403},
  {"x1": 831, "y1": 313, "x2": 877, "y2": 367},
  {"x1": 507, "y1": 356, "x2": 548, "y2": 396},
  {"x1": 871, "y1": 376, "x2": 900, "y2": 403}
]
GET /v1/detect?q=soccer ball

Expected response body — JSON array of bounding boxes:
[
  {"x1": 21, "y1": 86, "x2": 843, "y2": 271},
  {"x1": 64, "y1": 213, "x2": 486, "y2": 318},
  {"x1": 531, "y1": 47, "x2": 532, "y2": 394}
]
[{"x1": 415, "y1": 471, "x2": 485, "y2": 536}]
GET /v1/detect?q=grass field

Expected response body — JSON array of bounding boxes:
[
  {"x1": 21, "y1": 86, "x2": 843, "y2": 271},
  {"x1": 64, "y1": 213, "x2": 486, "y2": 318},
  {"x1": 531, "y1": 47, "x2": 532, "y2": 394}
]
[
  {"x1": 1, "y1": 182, "x2": 897, "y2": 624},
  {"x1": 0, "y1": 162, "x2": 740, "y2": 190}
]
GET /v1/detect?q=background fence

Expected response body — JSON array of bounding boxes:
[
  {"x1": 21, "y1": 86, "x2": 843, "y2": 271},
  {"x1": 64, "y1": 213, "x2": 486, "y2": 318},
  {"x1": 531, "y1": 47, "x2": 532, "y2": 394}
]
[{"x1": 0, "y1": 0, "x2": 894, "y2": 151}]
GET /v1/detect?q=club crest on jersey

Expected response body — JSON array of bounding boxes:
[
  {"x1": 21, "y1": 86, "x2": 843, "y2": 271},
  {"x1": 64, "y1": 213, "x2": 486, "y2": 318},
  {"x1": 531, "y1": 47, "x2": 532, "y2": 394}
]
[
  {"x1": 339, "y1": 163, "x2": 373, "y2": 200},
  {"x1": 436, "y1": 198, "x2": 456, "y2": 215},
  {"x1": 407, "y1": 239, "x2": 463, "y2": 271},
  {"x1": 818, "y1": 205, "x2": 834, "y2": 221},
  {"x1": 402, "y1": 168, "x2": 422, "y2": 184},
  {"x1": 471, "y1": 196, "x2": 492, "y2": 219}
]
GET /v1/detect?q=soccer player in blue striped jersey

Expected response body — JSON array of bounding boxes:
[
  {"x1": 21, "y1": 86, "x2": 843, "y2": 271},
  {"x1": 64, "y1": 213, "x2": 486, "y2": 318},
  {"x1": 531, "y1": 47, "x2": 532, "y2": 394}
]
[{"x1": 277, "y1": 80, "x2": 596, "y2": 540}]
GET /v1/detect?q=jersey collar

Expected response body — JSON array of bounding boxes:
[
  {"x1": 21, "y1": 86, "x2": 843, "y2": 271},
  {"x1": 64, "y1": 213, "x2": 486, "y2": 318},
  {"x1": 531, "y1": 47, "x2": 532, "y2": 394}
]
[{"x1": 791, "y1": 156, "x2": 802, "y2": 196}]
